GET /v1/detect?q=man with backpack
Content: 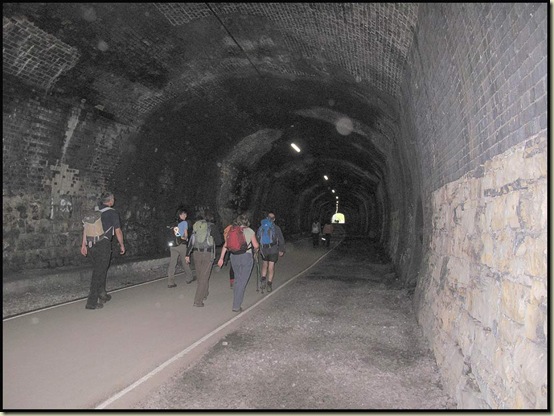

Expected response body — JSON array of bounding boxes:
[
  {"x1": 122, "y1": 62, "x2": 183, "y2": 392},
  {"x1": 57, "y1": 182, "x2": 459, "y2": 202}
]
[
  {"x1": 185, "y1": 211, "x2": 221, "y2": 307},
  {"x1": 80, "y1": 192, "x2": 125, "y2": 310},
  {"x1": 257, "y1": 211, "x2": 285, "y2": 292}
]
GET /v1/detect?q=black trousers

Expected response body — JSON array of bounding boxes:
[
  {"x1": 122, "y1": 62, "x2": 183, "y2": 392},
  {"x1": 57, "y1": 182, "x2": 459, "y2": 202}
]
[
  {"x1": 312, "y1": 233, "x2": 319, "y2": 247},
  {"x1": 87, "y1": 238, "x2": 112, "y2": 307}
]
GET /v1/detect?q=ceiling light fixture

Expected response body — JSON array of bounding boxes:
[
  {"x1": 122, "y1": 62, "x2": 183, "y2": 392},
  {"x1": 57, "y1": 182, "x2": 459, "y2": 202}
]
[
  {"x1": 323, "y1": 175, "x2": 329, "y2": 180},
  {"x1": 290, "y1": 143, "x2": 301, "y2": 153},
  {"x1": 331, "y1": 189, "x2": 335, "y2": 193}
]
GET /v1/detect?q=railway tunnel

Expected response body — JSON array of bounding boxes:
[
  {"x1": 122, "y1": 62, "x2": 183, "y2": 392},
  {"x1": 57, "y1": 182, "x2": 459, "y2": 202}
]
[{"x1": 2, "y1": 3, "x2": 548, "y2": 409}]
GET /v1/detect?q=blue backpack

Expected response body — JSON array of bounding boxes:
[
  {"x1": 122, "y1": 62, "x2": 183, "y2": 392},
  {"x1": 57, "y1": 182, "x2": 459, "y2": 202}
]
[{"x1": 257, "y1": 218, "x2": 277, "y2": 246}]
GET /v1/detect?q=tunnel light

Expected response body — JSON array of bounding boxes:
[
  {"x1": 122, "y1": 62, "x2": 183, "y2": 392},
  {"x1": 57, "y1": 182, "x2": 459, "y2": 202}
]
[
  {"x1": 323, "y1": 175, "x2": 329, "y2": 180},
  {"x1": 336, "y1": 196, "x2": 339, "y2": 199},
  {"x1": 290, "y1": 143, "x2": 301, "y2": 153},
  {"x1": 331, "y1": 189, "x2": 335, "y2": 193}
]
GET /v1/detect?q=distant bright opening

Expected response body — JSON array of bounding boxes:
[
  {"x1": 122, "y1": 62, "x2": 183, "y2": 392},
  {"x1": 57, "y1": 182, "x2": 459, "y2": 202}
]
[
  {"x1": 332, "y1": 212, "x2": 345, "y2": 223},
  {"x1": 290, "y1": 143, "x2": 301, "y2": 152}
]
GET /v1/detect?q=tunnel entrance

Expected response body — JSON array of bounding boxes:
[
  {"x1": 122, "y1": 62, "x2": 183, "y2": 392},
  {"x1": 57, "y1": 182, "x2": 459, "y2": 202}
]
[{"x1": 332, "y1": 212, "x2": 345, "y2": 224}]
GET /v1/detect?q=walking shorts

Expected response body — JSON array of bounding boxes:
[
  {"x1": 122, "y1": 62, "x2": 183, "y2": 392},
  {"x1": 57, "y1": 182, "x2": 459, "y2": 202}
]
[{"x1": 261, "y1": 251, "x2": 279, "y2": 263}]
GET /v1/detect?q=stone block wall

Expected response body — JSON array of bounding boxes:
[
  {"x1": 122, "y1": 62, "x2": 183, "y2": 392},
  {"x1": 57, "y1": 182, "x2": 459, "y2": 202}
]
[
  {"x1": 400, "y1": 3, "x2": 548, "y2": 409},
  {"x1": 414, "y1": 135, "x2": 547, "y2": 408}
]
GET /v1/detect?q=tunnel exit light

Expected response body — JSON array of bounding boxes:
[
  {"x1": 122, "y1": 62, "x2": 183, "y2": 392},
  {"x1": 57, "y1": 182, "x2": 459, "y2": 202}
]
[{"x1": 290, "y1": 143, "x2": 301, "y2": 152}]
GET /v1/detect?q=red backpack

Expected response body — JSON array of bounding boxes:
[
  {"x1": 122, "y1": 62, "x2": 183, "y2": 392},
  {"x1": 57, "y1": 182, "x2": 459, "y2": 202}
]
[{"x1": 226, "y1": 225, "x2": 249, "y2": 254}]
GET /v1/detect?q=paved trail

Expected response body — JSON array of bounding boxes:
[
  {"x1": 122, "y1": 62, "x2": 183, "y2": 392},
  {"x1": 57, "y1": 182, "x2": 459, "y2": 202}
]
[
  {"x1": 3, "y1": 236, "x2": 454, "y2": 409},
  {"x1": 132, "y1": 238, "x2": 455, "y2": 410}
]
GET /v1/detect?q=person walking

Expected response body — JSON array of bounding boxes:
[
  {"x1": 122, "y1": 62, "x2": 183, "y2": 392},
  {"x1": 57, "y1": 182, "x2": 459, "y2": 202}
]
[
  {"x1": 185, "y1": 211, "x2": 221, "y2": 307},
  {"x1": 80, "y1": 192, "x2": 125, "y2": 310},
  {"x1": 323, "y1": 222, "x2": 334, "y2": 248},
  {"x1": 167, "y1": 208, "x2": 195, "y2": 288},
  {"x1": 311, "y1": 219, "x2": 321, "y2": 247},
  {"x1": 217, "y1": 214, "x2": 259, "y2": 313},
  {"x1": 257, "y1": 211, "x2": 285, "y2": 292},
  {"x1": 223, "y1": 224, "x2": 236, "y2": 289}
]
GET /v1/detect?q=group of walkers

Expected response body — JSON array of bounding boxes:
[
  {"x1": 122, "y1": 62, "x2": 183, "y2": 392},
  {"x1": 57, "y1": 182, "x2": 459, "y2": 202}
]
[
  {"x1": 167, "y1": 210, "x2": 286, "y2": 312},
  {"x1": 81, "y1": 192, "x2": 336, "y2": 314},
  {"x1": 310, "y1": 219, "x2": 334, "y2": 248},
  {"x1": 80, "y1": 192, "x2": 287, "y2": 313}
]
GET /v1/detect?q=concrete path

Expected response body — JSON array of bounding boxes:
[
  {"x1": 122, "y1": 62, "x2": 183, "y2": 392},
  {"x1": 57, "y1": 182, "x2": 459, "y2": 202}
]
[
  {"x1": 2, "y1": 237, "x2": 336, "y2": 409},
  {"x1": 129, "y1": 237, "x2": 456, "y2": 410},
  {"x1": 3, "y1": 235, "x2": 455, "y2": 410}
]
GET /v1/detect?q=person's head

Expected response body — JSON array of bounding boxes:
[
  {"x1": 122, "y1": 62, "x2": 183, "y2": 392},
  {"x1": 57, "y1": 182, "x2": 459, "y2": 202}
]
[
  {"x1": 100, "y1": 192, "x2": 114, "y2": 207},
  {"x1": 177, "y1": 208, "x2": 187, "y2": 221},
  {"x1": 267, "y1": 211, "x2": 276, "y2": 222},
  {"x1": 234, "y1": 214, "x2": 250, "y2": 227}
]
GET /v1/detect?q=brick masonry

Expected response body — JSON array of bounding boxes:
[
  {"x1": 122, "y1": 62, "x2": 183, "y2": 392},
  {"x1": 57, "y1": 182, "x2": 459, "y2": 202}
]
[
  {"x1": 3, "y1": 75, "x2": 136, "y2": 271},
  {"x1": 399, "y1": 3, "x2": 548, "y2": 409}
]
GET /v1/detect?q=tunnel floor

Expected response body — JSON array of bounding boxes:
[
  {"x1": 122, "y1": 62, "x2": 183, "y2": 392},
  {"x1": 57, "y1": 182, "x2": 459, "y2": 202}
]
[
  {"x1": 3, "y1": 237, "x2": 455, "y2": 409},
  {"x1": 132, "y1": 237, "x2": 456, "y2": 410}
]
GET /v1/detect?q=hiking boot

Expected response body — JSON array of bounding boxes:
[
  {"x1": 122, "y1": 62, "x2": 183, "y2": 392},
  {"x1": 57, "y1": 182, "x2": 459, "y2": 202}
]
[
  {"x1": 232, "y1": 307, "x2": 243, "y2": 313},
  {"x1": 186, "y1": 277, "x2": 196, "y2": 284},
  {"x1": 193, "y1": 302, "x2": 204, "y2": 307},
  {"x1": 85, "y1": 303, "x2": 103, "y2": 310},
  {"x1": 168, "y1": 284, "x2": 177, "y2": 288},
  {"x1": 99, "y1": 294, "x2": 112, "y2": 302},
  {"x1": 260, "y1": 277, "x2": 266, "y2": 290},
  {"x1": 267, "y1": 281, "x2": 272, "y2": 292}
]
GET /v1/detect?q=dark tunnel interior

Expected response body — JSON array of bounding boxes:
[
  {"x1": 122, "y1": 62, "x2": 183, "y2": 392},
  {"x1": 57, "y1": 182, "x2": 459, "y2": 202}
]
[
  {"x1": 111, "y1": 74, "x2": 394, "y2": 256},
  {"x1": 3, "y1": 3, "x2": 548, "y2": 408}
]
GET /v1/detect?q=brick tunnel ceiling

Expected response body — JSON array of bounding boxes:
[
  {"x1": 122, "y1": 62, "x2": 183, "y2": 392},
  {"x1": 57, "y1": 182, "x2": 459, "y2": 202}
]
[{"x1": 4, "y1": 2, "x2": 419, "y2": 210}]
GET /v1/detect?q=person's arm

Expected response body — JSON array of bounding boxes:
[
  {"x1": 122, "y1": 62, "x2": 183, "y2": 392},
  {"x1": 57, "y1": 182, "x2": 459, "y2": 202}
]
[
  {"x1": 277, "y1": 226, "x2": 285, "y2": 255},
  {"x1": 251, "y1": 233, "x2": 259, "y2": 252},
  {"x1": 115, "y1": 228, "x2": 125, "y2": 255},
  {"x1": 217, "y1": 244, "x2": 227, "y2": 268},
  {"x1": 80, "y1": 228, "x2": 88, "y2": 256},
  {"x1": 185, "y1": 234, "x2": 194, "y2": 263}
]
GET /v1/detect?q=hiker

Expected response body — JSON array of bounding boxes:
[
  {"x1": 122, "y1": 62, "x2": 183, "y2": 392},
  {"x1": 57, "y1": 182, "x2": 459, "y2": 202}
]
[
  {"x1": 217, "y1": 214, "x2": 259, "y2": 313},
  {"x1": 323, "y1": 222, "x2": 334, "y2": 248},
  {"x1": 257, "y1": 211, "x2": 286, "y2": 292},
  {"x1": 185, "y1": 211, "x2": 221, "y2": 307},
  {"x1": 223, "y1": 224, "x2": 236, "y2": 289},
  {"x1": 311, "y1": 219, "x2": 321, "y2": 247},
  {"x1": 80, "y1": 192, "x2": 125, "y2": 310},
  {"x1": 167, "y1": 207, "x2": 195, "y2": 288}
]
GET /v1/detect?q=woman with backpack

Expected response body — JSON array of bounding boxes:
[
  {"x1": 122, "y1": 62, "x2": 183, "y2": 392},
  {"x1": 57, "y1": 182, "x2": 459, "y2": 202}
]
[
  {"x1": 167, "y1": 208, "x2": 195, "y2": 288},
  {"x1": 217, "y1": 214, "x2": 259, "y2": 313}
]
